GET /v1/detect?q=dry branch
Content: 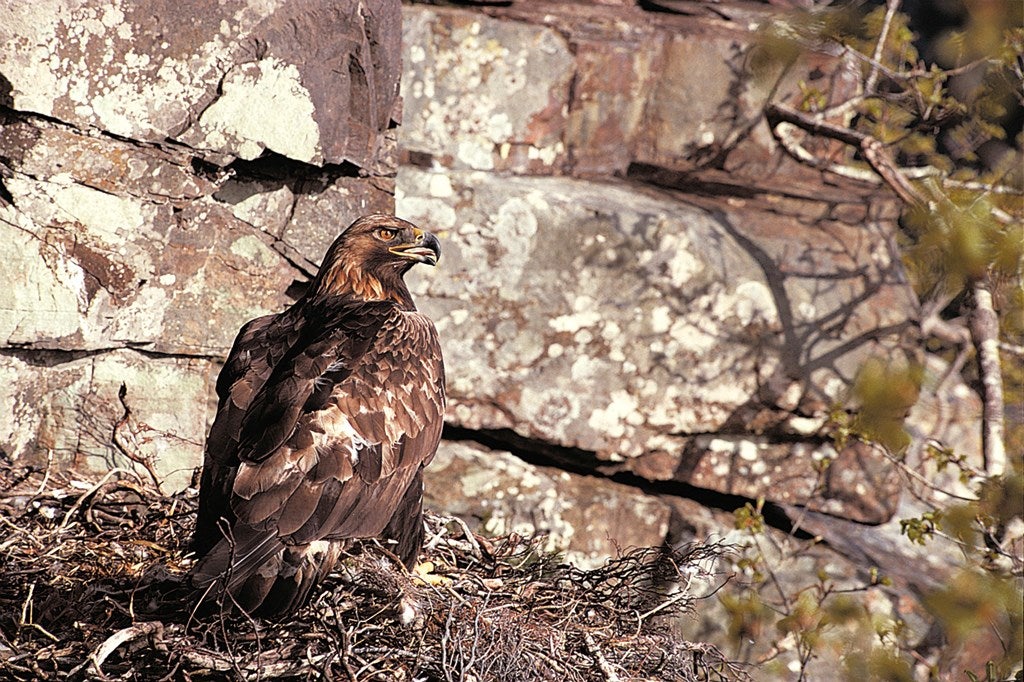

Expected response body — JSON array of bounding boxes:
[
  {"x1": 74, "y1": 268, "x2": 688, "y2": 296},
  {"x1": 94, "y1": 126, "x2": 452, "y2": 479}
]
[
  {"x1": 865, "y1": 0, "x2": 902, "y2": 94},
  {"x1": 90, "y1": 621, "x2": 164, "y2": 680},
  {"x1": 764, "y1": 101, "x2": 926, "y2": 205},
  {"x1": 968, "y1": 279, "x2": 1008, "y2": 477}
]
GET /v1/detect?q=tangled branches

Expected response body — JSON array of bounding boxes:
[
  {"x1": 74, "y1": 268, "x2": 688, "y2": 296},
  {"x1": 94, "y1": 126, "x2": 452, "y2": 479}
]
[{"x1": 0, "y1": 463, "x2": 743, "y2": 681}]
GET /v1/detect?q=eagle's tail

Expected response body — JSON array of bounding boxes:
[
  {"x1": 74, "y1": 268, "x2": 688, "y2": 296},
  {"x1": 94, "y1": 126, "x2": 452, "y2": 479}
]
[
  {"x1": 381, "y1": 467, "x2": 426, "y2": 568},
  {"x1": 244, "y1": 541, "x2": 344, "y2": 617},
  {"x1": 189, "y1": 525, "x2": 343, "y2": 617}
]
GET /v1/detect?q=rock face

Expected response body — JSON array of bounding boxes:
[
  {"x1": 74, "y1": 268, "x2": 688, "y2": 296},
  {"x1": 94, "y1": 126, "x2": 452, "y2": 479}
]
[
  {"x1": 398, "y1": 2, "x2": 924, "y2": 526},
  {"x1": 0, "y1": 0, "x2": 402, "y2": 490},
  {"x1": 424, "y1": 441, "x2": 671, "y2": 568}
]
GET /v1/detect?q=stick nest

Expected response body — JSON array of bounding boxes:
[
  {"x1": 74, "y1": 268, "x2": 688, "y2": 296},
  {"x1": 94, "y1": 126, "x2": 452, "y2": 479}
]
[{"x1": 0, "y1": 463, "x2": 745, "y2": 681}]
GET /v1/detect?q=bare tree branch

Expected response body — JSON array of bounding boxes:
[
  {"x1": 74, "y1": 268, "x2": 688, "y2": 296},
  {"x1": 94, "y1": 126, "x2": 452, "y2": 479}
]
[
  {"x1": 865, "y1": 0, "x2": 903, "y2": 94},
  {"x1": 91, "y1": 622, "x2": 165, "y2": 680},
  {"x1": 765, "y1": 102, "x2": 926, "y2": 205},
  {"x1": 112, "y1": 382, "x2": 166, "y2": 495},
  {"x1": 583, "y1": 632, "x2": 623, "y2": 682},
  {"x1": 968, "y1": 279, "x2": 1007, "y2": 477},
  {"x1": 999, "y1": 341, "x2": 1024, "y2": 357}
]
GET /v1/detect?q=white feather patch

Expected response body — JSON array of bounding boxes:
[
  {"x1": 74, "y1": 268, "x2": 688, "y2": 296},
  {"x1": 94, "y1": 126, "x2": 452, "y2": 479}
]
[{"x1": 312, "y1": 410, "x2": 376, "y2": 467}]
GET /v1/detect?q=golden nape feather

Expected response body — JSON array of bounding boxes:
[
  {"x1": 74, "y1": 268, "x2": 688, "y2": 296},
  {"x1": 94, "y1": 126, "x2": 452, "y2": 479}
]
[{"x1": 188, "y1": 214, "x2": 445, "y2": 618}]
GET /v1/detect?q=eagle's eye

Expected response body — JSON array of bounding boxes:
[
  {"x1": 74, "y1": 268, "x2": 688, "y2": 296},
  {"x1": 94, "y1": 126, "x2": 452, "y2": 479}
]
[{"x1": 376, "y1": 228, "x2": 399, "y2": 242}]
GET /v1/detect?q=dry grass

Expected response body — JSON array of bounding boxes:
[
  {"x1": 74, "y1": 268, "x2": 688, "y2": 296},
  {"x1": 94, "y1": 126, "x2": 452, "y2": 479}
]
[{"x1": 0, "y1": 462, "x2": 746, "y2": 681}]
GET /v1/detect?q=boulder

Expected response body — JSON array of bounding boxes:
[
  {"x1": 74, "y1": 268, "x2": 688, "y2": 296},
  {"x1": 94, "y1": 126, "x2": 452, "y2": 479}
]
[{"x1": 0, "y1": 0, "x2": 402, "y2": 168}]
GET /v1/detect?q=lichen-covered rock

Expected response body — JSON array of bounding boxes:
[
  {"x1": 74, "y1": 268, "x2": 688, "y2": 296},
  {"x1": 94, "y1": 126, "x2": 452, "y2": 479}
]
[
  {"x1": 401, "y1": 7, "x2": 574, "y2": 172},
  {"x1": 400, "y1": 167, "x2": 771, "y2": 445},
  {"x1": 0, "y1": 0, "x2": 401, "y2": 168},
  {"x1": 0, "y1": 168, "x2": 295, "y2": 354},
  {"x1": 399, "y1": 165, "x2": 916, "y2": 522},
  {"x1": 0, "y1": 350, "x2": 209, "y2": 491},
  {"x1": 566, "y1": 34, "x2": 657, "y2": 175},
  {"x1": 425, "y1": 441, "x2": 671, "y2": 568},
  {"x1": 0, "y1": 2, "x2": 402, "y2": 485}
]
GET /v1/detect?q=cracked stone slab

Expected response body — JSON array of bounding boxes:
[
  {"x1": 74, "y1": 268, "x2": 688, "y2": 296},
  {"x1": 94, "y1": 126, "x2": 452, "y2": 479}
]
[
  {"x1": 0, "y1": 174, "x2": 295, "y2": 354},
  {"x1": 0, "y1": 120, "x2": 215, "y2": 201},
  {"x1": 283, "y1": 175, "x2": 397, "y2": 265},
  {"x1": 400, "y1": 2, "x2": 861, "y2": 184},
  {"x1": 1, "y1": 0, "x2": 263, "y2": 141},
  {"x1": 425, "y1": 440, "x2": 671, "y2": 569},
  {"x1": 399, "y1": 165, "x2": 766, "y2": 453},
  {"x1": 212, "y1": 167, "x2": 397, "y2": 274}
]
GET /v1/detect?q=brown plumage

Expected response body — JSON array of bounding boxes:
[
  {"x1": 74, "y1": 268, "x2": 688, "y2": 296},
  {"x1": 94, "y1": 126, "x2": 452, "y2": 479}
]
[{"x1": 189, "y1": 214, "x2": 445, "y2": 618}]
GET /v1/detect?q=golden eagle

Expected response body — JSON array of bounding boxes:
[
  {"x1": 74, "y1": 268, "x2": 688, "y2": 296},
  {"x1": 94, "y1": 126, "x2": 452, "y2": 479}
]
[{"x1": 189, "y1": 214, "x2": 445, "y2": 617}]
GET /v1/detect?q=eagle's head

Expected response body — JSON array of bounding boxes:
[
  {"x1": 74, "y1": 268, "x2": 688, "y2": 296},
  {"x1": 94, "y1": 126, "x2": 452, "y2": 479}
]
[{"x1": 309, "y1": 214, "x2": 440, "y2": 306}]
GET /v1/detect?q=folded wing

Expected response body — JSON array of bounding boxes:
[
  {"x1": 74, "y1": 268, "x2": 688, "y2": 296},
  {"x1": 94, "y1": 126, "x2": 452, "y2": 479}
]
[{"x1": 190, "y1": 297, "x2": 445, "y2": 616}]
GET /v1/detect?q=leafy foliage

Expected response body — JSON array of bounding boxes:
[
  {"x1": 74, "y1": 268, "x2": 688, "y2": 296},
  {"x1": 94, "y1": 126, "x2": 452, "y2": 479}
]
[
  {"x1": 849, "y1": 357, "x2": 923, "y2": 454},
  {"x1": 748, "y1": 1, "x2": 1023, "y2": 679}
]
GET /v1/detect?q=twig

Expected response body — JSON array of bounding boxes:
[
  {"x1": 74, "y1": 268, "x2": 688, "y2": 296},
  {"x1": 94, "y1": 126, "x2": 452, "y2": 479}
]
[
  {"x1": 766, "y1": 102, "x2": 926, "y2": 205},
  {"x1": 865, "y1": 0, "x2": 902, "y2": 94},
  {"x1": 921, "y1": 313, "x2": 973, "y2": 438},
  {"x1": 583, "y1": 631, "x2": 622, "y2": 682},
  {"x1": 113, "y1": 382, "x2": 166, "y2": 495},
  {"x1": 999, "y1": 341, "x2": 1024, "y2": 357},
  {"x1": 91, "y1": 621, "x2": 164, "y2": 679},
  {"x1": 449, "y1": 514, "x2": 484, "y2": 560},
  {"x1": 32, "y1": 450, "x2": 53, "y2": 497},
  {"x1": 0, "y1": 515, "x2": 44, "y2": 551},
  {"x1": 968, "y1": 279, "x2": 1007, "y2": 477},
  {"x1": 179, "y1": 650, "x2": 234, "y2": 672},
  {"x1": 767, "y1": 111, "x2": 1021, "y2": 202},
  {"x1": 57, "y1": 468, "x2": 141, "y2": 532},
  {"x1": 18, "y1": 582, "x2": 33, "y2": 627},
  {"x1": 921, "y1": 314, "x2": 971, "y2": 347},
  {"x1": 636, "y1": 588, "x2": 693, "y2": 624},
  {"x1": 869, "y1": 439, "x2": 980, "y2": 502},
  {"x1": 19, "y1": 583, "x2": 59, "y2": 642}
]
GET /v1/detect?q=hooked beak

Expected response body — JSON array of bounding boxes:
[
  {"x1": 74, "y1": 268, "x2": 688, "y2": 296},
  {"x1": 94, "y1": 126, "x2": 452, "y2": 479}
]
[{"x1": 390, "y1": 230, "x2": 440, "y2": 266}]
